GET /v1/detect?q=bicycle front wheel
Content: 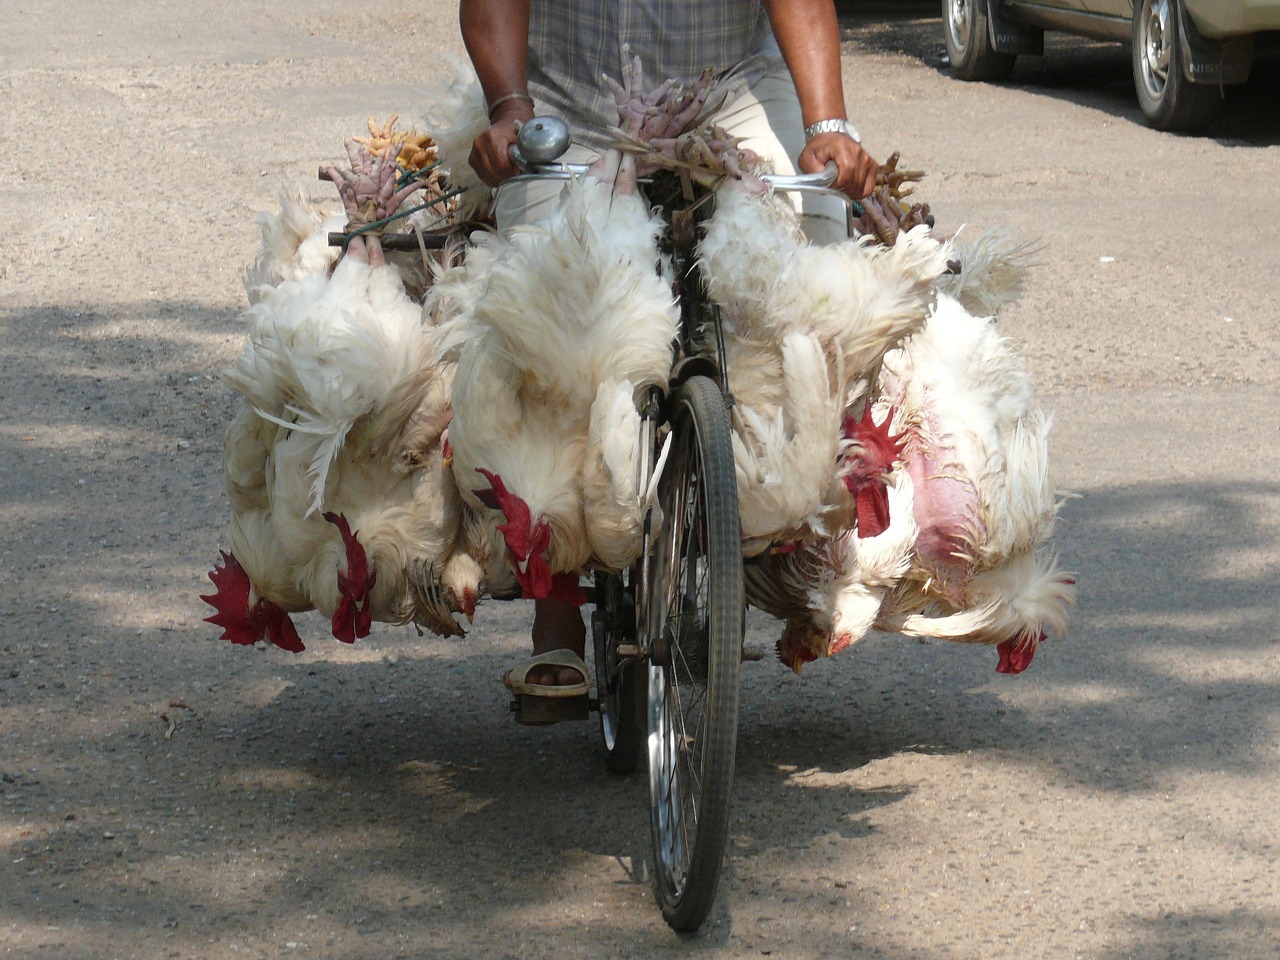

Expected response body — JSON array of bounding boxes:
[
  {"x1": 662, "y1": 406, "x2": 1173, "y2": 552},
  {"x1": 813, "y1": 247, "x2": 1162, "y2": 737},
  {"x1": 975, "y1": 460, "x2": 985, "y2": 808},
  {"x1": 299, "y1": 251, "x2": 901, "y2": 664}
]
[{"x1": 645, "y1": 374, "x2": 744, "y2": 932}]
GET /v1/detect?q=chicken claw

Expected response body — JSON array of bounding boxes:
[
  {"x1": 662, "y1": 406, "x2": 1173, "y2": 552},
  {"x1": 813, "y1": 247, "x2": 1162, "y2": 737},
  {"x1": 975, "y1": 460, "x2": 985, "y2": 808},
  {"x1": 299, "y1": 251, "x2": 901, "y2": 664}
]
[
  {"x1": 604, "y1": 57, "x2": 720, "y2": 142},
  {"x1": 851, "y1": 152, "x2": 935, "y2": 245},
  {"x1": 321, "y1": 139, "x2": 428, "y2": 264},
  {"x1": 590, "y1": 57, "x2": 763, "y2": 194}
]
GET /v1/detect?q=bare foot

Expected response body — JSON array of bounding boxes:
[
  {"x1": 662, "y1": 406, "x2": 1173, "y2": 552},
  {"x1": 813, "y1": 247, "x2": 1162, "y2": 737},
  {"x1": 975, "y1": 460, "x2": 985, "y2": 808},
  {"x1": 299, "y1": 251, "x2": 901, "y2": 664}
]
[{"x1": 527, "y1": 598, "x2": 587, "y2": 687}]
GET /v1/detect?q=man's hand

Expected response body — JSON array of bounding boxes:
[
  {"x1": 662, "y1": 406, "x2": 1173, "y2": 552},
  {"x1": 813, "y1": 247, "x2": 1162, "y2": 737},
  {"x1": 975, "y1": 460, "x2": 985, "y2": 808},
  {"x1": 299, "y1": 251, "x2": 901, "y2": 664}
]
[
  {"x1": 799, "y1": 132, "x2": 879, "y2": 200},
  {"x1": 468, "y1": 99, "x2": 536, "y2": 187}
]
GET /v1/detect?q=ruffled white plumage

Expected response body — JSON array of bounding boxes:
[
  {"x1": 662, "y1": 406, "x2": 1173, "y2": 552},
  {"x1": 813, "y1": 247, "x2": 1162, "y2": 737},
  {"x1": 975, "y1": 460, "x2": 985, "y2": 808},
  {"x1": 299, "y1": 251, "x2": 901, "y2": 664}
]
[
  {"x1": 434, "y1": 174, "x2": 676, "y2": 585},
  {"x1": 242, "y1": 185, "x2": 345, "y2": 303}
]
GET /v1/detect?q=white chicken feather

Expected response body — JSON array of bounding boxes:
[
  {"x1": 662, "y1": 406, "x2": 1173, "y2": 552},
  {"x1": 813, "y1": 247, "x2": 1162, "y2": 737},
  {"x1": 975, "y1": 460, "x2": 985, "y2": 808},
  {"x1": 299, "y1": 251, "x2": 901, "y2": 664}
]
[
  {"x1": 698, "y1": 182, "x2": 950, "y2": 550},
  {"x1": 873, "y1": 292, "x2": 1074, "y2": 665},
  {"x1": 700, "y1": 186, "x2": 950, "y2": 371},
  {"x1": 731, "y1": 331, "x2": 849, "y2": 550},
  {"x1": 433, "y1": 173, "x2": 676, "y2": 597},
  {"x1": 746, "y1": 469, "x2": 918, "y2": 671},
  {"x1": 242, "y1": 185, "x2": 345, "y2": 303},
  {"x1": 582, "y1": 378, "x2": 648, "y2": 570},
  {"x1": 417, "y1": 57, "x2": 493, "y2": 221},
  {"x1": 227, "y1": 256, "x2": 431, "y2": 514}
]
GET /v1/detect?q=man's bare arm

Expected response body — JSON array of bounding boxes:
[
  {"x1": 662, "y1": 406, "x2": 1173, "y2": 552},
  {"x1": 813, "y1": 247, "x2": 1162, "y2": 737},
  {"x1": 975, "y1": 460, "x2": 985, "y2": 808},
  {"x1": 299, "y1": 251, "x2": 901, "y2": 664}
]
[
  {"x1": 459, "y1": 0, "x2": 535, "y2": 185},
  {"x1": 762, "y1": 0, "x2": 878, "y2": 198}
]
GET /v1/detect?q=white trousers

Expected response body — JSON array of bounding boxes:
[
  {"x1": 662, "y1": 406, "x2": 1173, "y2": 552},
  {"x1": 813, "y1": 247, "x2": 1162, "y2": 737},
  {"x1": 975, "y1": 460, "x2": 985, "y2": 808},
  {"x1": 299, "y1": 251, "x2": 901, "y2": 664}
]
[{"x1": 493, "y1": 66, "x2": 851, "y2": 244}]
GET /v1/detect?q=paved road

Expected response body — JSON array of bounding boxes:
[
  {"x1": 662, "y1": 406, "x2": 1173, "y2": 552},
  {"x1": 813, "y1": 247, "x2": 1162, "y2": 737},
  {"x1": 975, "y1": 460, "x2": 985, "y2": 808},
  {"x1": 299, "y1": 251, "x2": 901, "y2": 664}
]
[{"x1": 1, "y1": 2, "x2": 1277, "y2": 958}]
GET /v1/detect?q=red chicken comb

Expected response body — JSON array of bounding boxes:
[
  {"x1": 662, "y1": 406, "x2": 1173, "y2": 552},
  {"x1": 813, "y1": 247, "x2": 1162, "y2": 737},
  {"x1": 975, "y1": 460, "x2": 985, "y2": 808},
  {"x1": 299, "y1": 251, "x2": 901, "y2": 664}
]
[
  {"x1": 201, "y1": 551, "x2": 256, "y2": 646},
  {"x1": 475, "y1": 469, "x2": 528, "y2": 522},
  {"x1": 324, "y1": 512, "x2": 375, "y2": 644},
  {"x1": 841, "y1": 405, "x2": 906, "y2": 539},
  {"x1": 201, "y1": 551, "x2": 305, "y2": 652},
  {"x1": 474, "y1": 469, "x2": 565, "y2": 601}
]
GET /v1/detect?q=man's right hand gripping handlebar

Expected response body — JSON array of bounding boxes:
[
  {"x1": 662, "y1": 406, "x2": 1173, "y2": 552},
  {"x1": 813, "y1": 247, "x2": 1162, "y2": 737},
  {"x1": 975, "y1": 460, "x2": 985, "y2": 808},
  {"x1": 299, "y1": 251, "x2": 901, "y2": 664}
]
[{"x1": 799, "y1": 131, "x2": 878, "y2": 201}]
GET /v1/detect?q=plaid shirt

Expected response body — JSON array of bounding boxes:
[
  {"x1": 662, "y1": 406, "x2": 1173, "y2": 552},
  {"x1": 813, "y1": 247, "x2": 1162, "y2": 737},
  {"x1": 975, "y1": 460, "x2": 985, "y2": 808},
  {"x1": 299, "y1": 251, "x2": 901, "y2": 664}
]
[{"x1": 528, "y1": 0, "x2": 782, "y2": 151}]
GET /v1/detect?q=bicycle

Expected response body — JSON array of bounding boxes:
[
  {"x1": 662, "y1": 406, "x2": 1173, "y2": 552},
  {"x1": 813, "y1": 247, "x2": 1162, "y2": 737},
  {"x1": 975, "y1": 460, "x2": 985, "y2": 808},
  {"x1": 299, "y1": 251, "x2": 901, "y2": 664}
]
[
  {"x1": 322, "y1": 118, "x2": 853, "y2": 931},
  {"x1": 509, "y1": 117, "x2": 862, "y2": 931}
]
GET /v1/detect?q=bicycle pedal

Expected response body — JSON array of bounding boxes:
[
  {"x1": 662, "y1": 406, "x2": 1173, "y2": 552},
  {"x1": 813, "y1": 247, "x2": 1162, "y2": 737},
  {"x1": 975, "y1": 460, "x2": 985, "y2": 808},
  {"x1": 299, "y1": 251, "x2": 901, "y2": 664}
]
[{"x1": 509, "y1": 693, "x2": 591, "y2": 725}]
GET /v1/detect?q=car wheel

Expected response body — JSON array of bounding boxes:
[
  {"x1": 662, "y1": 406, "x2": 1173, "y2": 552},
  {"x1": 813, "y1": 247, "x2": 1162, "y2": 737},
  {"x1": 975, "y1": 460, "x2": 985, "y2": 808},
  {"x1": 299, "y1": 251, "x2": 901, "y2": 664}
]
[
  {"x1": 943, "y1": 0, "x2": 1016, "y2": 82},
  {"x1": 1131, "y1": 0, "x2": 1221, "y2": 131}
]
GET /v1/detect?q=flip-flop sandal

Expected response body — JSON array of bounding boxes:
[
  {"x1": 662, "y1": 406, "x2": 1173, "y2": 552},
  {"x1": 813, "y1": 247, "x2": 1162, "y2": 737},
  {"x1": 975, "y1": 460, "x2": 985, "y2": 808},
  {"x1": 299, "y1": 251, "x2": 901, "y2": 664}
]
[{"x1": 502, "y1": 649, "x2": 590, "y2": 699}]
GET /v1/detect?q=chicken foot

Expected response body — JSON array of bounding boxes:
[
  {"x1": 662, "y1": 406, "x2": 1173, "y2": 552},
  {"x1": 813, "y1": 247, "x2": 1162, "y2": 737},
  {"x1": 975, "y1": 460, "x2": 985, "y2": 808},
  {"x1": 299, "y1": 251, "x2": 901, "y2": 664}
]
[
  {"x1": 321, "y1": 139, "x2": 429, "y2": 265},
  {"x1": 590, "y1": 57, "x2": 753, "y2": 195},
  {"x1": 852, "y1": 152, "x2": 934, "y2": 246},
  {"x1": 604, "y1": 58, "x2": 720, "y2": 143}
]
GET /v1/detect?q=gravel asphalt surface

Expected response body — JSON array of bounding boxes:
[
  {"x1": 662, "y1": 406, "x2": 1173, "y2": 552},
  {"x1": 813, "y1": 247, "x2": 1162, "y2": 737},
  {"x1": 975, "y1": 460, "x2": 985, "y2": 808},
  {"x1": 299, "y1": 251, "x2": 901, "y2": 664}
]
[{"x1": 2, "y1": 2, "x2": 1277, "y2": 957}]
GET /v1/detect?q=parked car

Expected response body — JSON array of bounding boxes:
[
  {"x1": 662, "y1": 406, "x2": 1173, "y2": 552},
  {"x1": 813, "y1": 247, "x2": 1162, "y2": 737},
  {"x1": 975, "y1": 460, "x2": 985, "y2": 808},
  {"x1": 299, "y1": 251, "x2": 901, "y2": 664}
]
[{"x1": 942, "y1": 0, "x2": 1280, "y2": 130}]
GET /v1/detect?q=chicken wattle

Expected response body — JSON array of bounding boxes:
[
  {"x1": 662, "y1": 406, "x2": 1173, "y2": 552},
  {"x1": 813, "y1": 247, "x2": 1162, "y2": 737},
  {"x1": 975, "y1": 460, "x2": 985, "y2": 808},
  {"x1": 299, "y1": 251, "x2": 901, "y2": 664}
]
[{"x1": 996, "y1": 634, "x2": 1039, "y2": 674}]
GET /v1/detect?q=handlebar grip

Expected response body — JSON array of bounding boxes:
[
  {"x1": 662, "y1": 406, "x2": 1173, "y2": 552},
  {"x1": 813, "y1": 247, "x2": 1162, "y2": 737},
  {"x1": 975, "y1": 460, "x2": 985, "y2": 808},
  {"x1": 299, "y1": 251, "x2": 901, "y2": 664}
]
[{"x1": 761, "y1": 161, "x2": 839, "y2": 190}]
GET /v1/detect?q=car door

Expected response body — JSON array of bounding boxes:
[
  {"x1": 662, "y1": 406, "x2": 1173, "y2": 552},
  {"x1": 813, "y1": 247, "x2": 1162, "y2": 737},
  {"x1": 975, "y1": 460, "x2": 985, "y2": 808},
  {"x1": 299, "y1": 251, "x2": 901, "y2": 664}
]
[{"x1": 1081, "y1": 0, "x2": 1132, "y2": 19}]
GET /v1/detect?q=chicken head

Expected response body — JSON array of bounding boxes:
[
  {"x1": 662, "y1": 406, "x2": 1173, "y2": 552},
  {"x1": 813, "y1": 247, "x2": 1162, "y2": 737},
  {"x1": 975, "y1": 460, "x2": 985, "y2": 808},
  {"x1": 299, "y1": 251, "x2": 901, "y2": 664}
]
[
  {"x1": 840, "y1": 405, "x2": 906, "y2": 539},
  {"x1": 474, "y1": 469, "x2": 586, "y2": 605},
  {"x1": 323, "y1": 512, "x2": 376, "y2": 643},
  {"x1": 201, "y1": 551, "x2": 305, "y2": 653}
]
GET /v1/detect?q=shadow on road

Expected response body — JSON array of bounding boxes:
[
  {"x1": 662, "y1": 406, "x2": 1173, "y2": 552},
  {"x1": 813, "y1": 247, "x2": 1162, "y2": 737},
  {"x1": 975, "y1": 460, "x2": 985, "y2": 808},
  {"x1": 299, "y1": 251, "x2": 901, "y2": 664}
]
[{"x1": 3, "y1": 441, "x2": 1277, "y2": 954}]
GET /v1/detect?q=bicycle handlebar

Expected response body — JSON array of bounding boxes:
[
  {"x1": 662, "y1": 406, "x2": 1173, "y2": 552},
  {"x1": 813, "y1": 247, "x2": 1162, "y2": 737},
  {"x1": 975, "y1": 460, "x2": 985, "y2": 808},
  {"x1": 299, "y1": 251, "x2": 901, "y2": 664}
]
[
  {"x1": 509, "y1": 116, "x2": 842, "y2": 196},
  {"x1": 513, "y1": 160, "x2": 842, "y2": 191}
]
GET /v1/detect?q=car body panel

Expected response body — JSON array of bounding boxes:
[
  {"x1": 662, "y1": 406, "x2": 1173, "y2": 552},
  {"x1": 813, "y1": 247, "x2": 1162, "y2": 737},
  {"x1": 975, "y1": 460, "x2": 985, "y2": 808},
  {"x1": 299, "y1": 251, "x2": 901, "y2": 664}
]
[
  {"x1": 1082, "y1": 0, "x2": 1130, "y2": 20},
  {"x1": 1000, "y1": 0, "x2": 1280, "y2": 37},
  {"x1": 1184, "y1": 0, "x2": 1280, "y2": 38},
  {"x1": 1002, "y1": 1, "x2": 1130, "y2": 42},
  {"x1": 955, "y1": 0, "x2": 1275, "y2": 126}
]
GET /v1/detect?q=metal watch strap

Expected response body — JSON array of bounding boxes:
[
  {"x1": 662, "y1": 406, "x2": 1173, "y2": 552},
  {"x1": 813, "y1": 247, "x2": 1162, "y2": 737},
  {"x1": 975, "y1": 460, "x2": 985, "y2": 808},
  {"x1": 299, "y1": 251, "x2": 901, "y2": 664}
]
[{"x1": 803, "y1": 118, "x2": 862, "y2": 143}]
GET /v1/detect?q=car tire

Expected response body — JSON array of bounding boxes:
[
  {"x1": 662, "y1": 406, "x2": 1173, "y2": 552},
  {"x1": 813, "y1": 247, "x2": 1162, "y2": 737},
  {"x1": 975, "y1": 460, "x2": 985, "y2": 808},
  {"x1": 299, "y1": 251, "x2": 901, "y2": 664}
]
[
  {"x1": 1131, "y1": 0, "x2": 1222, "y2": 131},
  {"x1": 943, "y1": 0, "x2": 1017, "y2": 82}
]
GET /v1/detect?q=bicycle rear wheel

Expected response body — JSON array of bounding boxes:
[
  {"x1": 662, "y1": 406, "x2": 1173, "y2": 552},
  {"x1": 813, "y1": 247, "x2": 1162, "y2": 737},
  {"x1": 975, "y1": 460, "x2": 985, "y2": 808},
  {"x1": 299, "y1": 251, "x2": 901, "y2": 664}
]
[
  {"x1": 592, "y1": 570, "x2": 644, "y2": 775},
  {"x1": 645, "y1": 375, "x2": 744, "y2": 932}
]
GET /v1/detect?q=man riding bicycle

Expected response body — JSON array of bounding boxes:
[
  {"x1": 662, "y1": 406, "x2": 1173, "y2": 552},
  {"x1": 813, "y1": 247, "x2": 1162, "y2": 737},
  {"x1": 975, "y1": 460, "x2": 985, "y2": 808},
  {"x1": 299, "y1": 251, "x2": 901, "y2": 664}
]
[{"x1": 457, "y1": 0, "x2": 880, "y2": 694}]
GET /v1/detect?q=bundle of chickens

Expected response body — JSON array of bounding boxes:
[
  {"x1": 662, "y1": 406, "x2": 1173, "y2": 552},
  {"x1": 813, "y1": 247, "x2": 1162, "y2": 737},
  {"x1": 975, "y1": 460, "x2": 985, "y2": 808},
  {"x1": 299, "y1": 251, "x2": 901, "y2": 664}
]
[
  {"x1": 203, "y1": 63, "x2": 1074, "y2": 676},
  {"x1": 203, "y1": 114, "x2": 487, "y2": 651}
]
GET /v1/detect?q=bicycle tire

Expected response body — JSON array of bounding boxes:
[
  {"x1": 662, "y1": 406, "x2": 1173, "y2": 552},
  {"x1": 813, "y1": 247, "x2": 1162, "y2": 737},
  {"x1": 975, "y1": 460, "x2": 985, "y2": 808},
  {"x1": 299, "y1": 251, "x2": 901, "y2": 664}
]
[
  {"x1": 592, "y1": 570, "x2": 644, "y2": 775},
  {"x1": 645, "y1": 374, "x2": 744, "y2": 932}
]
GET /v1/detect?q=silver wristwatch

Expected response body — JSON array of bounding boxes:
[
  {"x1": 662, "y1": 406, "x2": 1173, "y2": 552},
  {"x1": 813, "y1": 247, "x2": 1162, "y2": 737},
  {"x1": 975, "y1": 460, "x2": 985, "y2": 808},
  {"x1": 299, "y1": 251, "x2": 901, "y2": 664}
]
[{"x1": 803, "y1": 118, "x2": 861, "y2": 143}]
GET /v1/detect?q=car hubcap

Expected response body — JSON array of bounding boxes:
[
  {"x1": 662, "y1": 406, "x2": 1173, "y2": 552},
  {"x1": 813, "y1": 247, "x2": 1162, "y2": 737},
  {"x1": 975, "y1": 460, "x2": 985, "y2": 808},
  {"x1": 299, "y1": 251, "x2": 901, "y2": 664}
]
[
  {"x1": 1139, "y1": 0, "x2": 1173, "y2": 95},
  {"x1": 947, "y1": 0, "x2": 972, "y2": 52}
]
